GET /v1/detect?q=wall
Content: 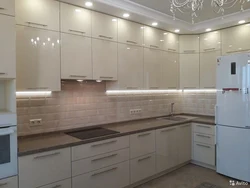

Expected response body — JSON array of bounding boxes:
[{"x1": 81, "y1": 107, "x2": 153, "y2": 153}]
[{"x1": 17, "y1": 81, "x2": 216, "y2": 136}]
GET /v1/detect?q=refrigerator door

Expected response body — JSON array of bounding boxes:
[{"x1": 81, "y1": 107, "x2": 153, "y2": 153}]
[{"x1": 217, "y1": 125, "x2": 250, "y2": 182}]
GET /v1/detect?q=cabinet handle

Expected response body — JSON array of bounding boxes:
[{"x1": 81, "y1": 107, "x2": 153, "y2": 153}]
[
  {"x1": 196, "y1": 144, "x2": 211, "y2": 148},
  {"x1": 91, "y1": 140, "x2": 117, "y2": 147},
  {"x1": 0, "y1": 183, "x2": 7, "y2": 186},
  {"x1": 138, "y1": 156, "x2": 151, "y2": 162},
  {"x1": 100, "y1": 76, "x2": 113, "y2": 79},
  {"x1": 91, "y1": 167, "x2": 118, "y2": 177},
  {"x1": 0, "y1": 7, "x2": 5, "y2": 10},
  {"x1": 126, "y1": 40, "x2": 137, "y2": 44},
  {"x1": 204, "y1": 48, "x2": 215, "y2": 51},
  {"x1": 27, "y1": 87, "x2": 49, "y2": 90},
  {"x1": 138, "y1": 132, "x2": 151, "y2": 137},
  {"x1": 227, "y1": 49, "x2": 250, "y2": 53},
  {"x1": 150, "y1": 45, "x2": 159, "y2": 48},
  {"x1": 197, "y1": 125, "x2": 211, "y2": 129},
  {"x1": 26, "y1": 22, "x2": 47, "y2": 27},
  {"x1": 70, "y1": 75, "x2": 87, "y2": 78},
  {"x1": 196, "y1": 134, "x2": 211, "y2": 138},
  {"x1": 0, "y1": 73, "x2": 6, "y2": 75},
  {"x1": 168, "y1": 48, "x2": 176, "y2": 52},
  {"x1": 69, "y1": 29, "x2": 86, "y2": 34},
  {"x1": 34, "y1": 152, "x2": 61, "y2": 159},
  {"x1": 183, "y1": 50, "x2": 196, "y2": 53},
  {"x1": 91, "y1": 153, "x2": 118, "y2": 162},
  {"x1": 99, "y1": 35, "x2": 113, "y2": 40},
  {"x1": 127, "y1": 87, "x2": 138, "y2": 89},
  {"x1": 161, "y1": 128, "x2": 176, "y2": 133},
  {"x1": 51, "y1": 185, "x2": 62, "y2": 188}
]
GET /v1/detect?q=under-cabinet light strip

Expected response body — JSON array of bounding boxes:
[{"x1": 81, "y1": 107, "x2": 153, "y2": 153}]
[{"x1": 16, "y1": 91, "x2": 52, "y2": 97}]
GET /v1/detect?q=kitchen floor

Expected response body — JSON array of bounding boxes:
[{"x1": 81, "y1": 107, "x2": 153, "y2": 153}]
[{"x1": 136, "y1": 164, "x2": 246, "y2": 188}]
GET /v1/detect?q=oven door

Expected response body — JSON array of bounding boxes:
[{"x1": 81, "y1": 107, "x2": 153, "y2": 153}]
[{"x1": 0, "y1": 126, "x2": 17, "y2": 180}]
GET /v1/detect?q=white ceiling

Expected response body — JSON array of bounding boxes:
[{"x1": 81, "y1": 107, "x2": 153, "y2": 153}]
[{"x1": 60, "y1": 0, "x2": 250, "y2": 34}]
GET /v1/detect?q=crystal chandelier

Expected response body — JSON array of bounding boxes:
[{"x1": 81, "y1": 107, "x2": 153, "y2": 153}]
[{"x1": 170, "y1": 0, "x2": 247, "y2": 23}]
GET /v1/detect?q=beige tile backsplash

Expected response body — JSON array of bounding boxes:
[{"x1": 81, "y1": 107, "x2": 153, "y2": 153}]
[{"x1": 17, "y1": 81, "x2": 216, "y2": 136}]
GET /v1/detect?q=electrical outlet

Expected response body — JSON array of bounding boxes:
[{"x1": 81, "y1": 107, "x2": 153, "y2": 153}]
[
  {"x1": 130, "y1": 109, "x2": 142, "y2": 115},
  {"x1": 30, "y1": 119, "x2": 42, "y2": 127}
]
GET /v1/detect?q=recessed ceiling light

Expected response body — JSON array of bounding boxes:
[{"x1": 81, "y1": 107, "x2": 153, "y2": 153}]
[
  {"x1": 140, "y1": 26, "x2": 145, "y2": 29},
  {"x1": 85, "y1": 1, "x2": 93, "y2": 7},
  {"x1": 174, "y1": 29, "x2": 180, "y2": 33},
  {"x1": 238, "y1": 20, "x2": 246, "y2": 24},
  {"x1": 152, "y1": 22, "x2": 158, "y2": 26},
  {"x1": 112, "y1": 19, "x2": 117, "y2": 22},
  {"x1": 160, "y1": 40, "x2": 164, "y2": 42},
  {"x1": 123, "y1": 13, "x2": 130, "y2": 18},
  {"x1": 206, "y1": 28, "x2": 212, "y2": 32},
  {"x1": 164, "y1": 32, "x2": 168, "y2": 35}
]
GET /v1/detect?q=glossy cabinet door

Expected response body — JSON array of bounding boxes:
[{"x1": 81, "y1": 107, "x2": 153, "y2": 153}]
[
  {"x1": 144, "y1": 48, "x2": 162, "y2": 89},
  {"x1": 161, "y1": 51, "x2": 179, "y2": 89},
  {"x1": 16, "y1": 26, "x2": 61, "y2": 91},
  {"x1": 118, "y1": 19, "x2": 143, "y2": 46},
  {"x1": 200, "y1": 31, "x2": 221, "y2": 52},
  {"x1": 180, "y1": 35, "x2": 200, "y2": 53},
  {"x1": 162, "y1": 32, "x2": 179, "y2": 52},
  {"x1": 200, "y1": 51, "x2": 221, "y2": 89},
  {"x1": 221, "y1": 24, "x2": 250, "y2": 55},
  {"x1": 61, "y1": 33, "x2": 92, "y2": 80},
  {"x1": 178, "y1": 124, "x2": 192, "y2": 164},
  {"x1": 92, "y1": 11, "x2": 117, "y2": 41},
  {"x1": 144, "y1": 26, "x2": 162, "y2": 50},
  {"x1": 92, "y1": 39, "x2": 118, "y2": 80},
  {"x1": 0, "y1": 15, "x2": 15, "y2": 79},
  {"x1": 15, "y1": 0, "x2": 60, "y2": 31},
  {"x1": 0, "y1": 0, "x2": 15, "y2": 16},
  {"x1": 180, "y1": 53, "x2": 200, "y2": 89},
  {"x1": 60, "y1": 3, "x2": 91, "y2": 37}
]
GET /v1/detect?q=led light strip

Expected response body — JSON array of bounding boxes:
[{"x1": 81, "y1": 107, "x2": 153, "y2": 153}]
[
  {"x1": 183, "y1": 89, "x2": 217, "y2": 93},
  {"x1": 16, "y1": 91, "x2": 52, "y2": 97}
]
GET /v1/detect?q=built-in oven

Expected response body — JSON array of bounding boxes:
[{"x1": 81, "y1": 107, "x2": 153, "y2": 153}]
[{"x1": 0, "y1": 126, "x2": 17, "y2": 180}]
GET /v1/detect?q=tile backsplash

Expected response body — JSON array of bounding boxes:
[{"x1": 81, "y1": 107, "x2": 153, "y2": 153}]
[{"x1": 17, "y1": 81, "x2": 216, "y2": 136}]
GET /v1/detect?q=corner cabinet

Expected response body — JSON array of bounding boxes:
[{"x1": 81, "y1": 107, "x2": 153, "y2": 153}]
[{"x1": 16, "y1": 26, "x2": 61, "y2": 91}]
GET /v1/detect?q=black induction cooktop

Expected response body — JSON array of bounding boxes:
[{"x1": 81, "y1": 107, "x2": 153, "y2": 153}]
[{"x1": 66, "y1": 127, "x2": 120, "y2": 140}]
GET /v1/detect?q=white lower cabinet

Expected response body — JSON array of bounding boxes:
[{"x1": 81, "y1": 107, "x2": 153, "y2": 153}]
[
  {"x1": 72, "y1": 161, "x2": 130, "y2": 188},
  {"x1": 130, "y1": 153, "x2": 156, "y2": 184},
  {"x1": 39, "y1": 179, "x2": 71, "y2": 188},
  {"x1": 0, "y1": 176, "x2": 18, "y2": 188},
  {"x1": 193, "y1": 143, "x2": 215, "y2": 166}
]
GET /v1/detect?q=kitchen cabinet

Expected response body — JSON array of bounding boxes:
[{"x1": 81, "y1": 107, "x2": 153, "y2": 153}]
[
  {"x1": 0, "y1": 0, "x2": 15, "y2": 16},
  {"x1": 92, "y1": 39, "x2": 117, "y2": 81},
  {"x1": 200, "y1": 51, "x2": 221, "y2": 89},
  {"x1": 144, "y1": 48, "x2": 162, "y2": 89},
  {"x1": 0, "y1": 176, "x2": 18, "y2": 188},
  {"x1": 118, "y1": 19, "x2": 144, "y2": 46},
  {"x1": 221, "y1": 24, "x2": 250, "y2": 55},
  {"x1": 180, "y1": 53, "x2": 200, "y2": 89},
  {"x1": 144, "y1": 26, "x2": 163, "y2": 50},
  {"x1": 19, "y1": 148, "x2": 71, "y2": 188},
  {"x1": 15, "y1": 0, "x2": 60, "y2": 31},
  {"x1": 156, "y1": 126, "x2": 178, "y2": 173},
  {"x1": 106, "y1": 44, "x2": 143, "y2": 90},
  {"x1": 178, "y1": 124, "x2": 192, "y2": 164},
  {"x1": 16, "y1": 26, "x2": 61, "y2": 91},
  {"x1": 161, "y1": 51, "x2": 179, "y2": 89},
  {"x1": 180, "y1": 35, "x2": 200, "y2": 53},
  {"x1": 200, "y1": 31, "x2": 221, "y2": 52},
  {"x1": 0, "y1": 15, "x2": 15, "y2": 79},
  {"x1": 60, "y1": 3, "x2": 91, "y2": 37},
  {"x1": 92, "y1": 11, "x2": 117, "y2": 42},
  {"x1": 61, "y1": 33, "x2": 92, "y2": 80},
  {"x1": 162, "y1": 32, "x2": 179, "y2": 52}
]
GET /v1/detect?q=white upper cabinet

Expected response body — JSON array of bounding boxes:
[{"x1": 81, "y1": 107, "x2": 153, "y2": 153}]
[
  {"x1": 200, "y1": 31, "x2": 221, "y2": 52},
  {"x1": 0, "y1": 15, "x2": 15, "y2": 79},
  {"x1": 161, "y1": 51, "x2": 179, "y2": 89},
  {"x1": 92, "y1": 11, "x2": 117, "y2": 41},
  {"x1": 15, "y1": 0, "x2": 60, "y2": 31},
  {"x1": 61, "y1": 33, "x2": 92, "y2": 80},
  {"x1": 144, "y1": 48, "x2": 162, "y2": 89},
  {"x1": 92, "y1": 39, "x2": 118, "y2": 80},
  {"x1": 118, "y1": 19, "x2": 143, "y2": 46},
  {"x1": 16, "y1": 26, "x2": 61, "y2": 91},
  {"x1": 221, "y1": 24, "x2": 250, "y2": 55},
  {"x1": 180, "y1": 35, "x2": 200, "y2": 53},
  {"x1": 180, "y1": 53, "x2": 200, "y2": 89},
  {"x1": 200, "y1": 51, "x2": 221, "y2": 89},
  {"x1": 144, "y1": 26, "x2": 163, "y2": 50},
  {"x1": 60, "y1": 3, "x2": 91, "y2": 37},
  {"x1": 162, "y1": 32, "x2": 179, "y2": 52},
  {"x1": 0, "y1": 0, "x2": 15, "y2": 16}
]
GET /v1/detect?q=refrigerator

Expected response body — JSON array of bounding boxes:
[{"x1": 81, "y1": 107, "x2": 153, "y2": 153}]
[{"x1": 216, "y1": 53, "x2": 250, "y2": 182}]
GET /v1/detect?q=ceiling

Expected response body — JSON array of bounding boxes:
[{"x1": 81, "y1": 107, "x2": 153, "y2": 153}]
[{"x1": 60, "y1": 0, "x2": 250, "y2": 34}]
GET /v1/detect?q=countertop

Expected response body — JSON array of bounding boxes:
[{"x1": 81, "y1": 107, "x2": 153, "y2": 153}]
[{"x1": 18, "y1": 114, "x2": 215, "y2": 157}]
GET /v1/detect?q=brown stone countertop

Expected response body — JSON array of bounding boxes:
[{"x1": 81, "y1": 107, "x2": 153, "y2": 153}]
[{"x1": 18, "y1": 114, "x2": 215, "y2": 157}]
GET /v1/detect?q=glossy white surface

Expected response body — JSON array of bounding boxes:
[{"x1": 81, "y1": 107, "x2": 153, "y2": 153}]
[
  {"x1": 0, "y1": 0, "x2": 15, "y2": 16},
  {"x1": 179, "y1": 35, "x2": 200, "y2": 53}
]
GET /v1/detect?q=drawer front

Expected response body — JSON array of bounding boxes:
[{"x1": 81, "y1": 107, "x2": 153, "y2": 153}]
[
  {"x1": 193, "y1": 123, "x2": 215, "y2": 135},
  {"x1": 194, "y1": 133, "x2": 215, "y2": 145},
  {"x1": 0, "y1": 176, "x2": 18, "y2": 188},
  {"x1": 19, "y1": 148, "x2": 71, "y2": 188},
  {"x1": 40, "y1": 179, "x2": 71, "y2": 188},
  {"x1": 130, "y1": 153, "x2": 156, "y2": 184},
  {"x1": 193, "y1": 142, "x2": 215, "y2": 166},
  {"x1": 130, "y1": 130, "x2": 155, "y2": 159},
  {"x1": 72, "y1": 161, "x2": 130, "y2": 188},
  {"x1": 72, "y1": 136, "x2": 129, "y2": 161},
  {"x1": 72, "y1": 148, "x2": 129, "y2": 176}
]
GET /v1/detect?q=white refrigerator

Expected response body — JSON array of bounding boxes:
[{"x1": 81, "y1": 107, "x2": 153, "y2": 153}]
[{"x1": 216, "y1": 53, "x2": 250, "y2": 182}]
